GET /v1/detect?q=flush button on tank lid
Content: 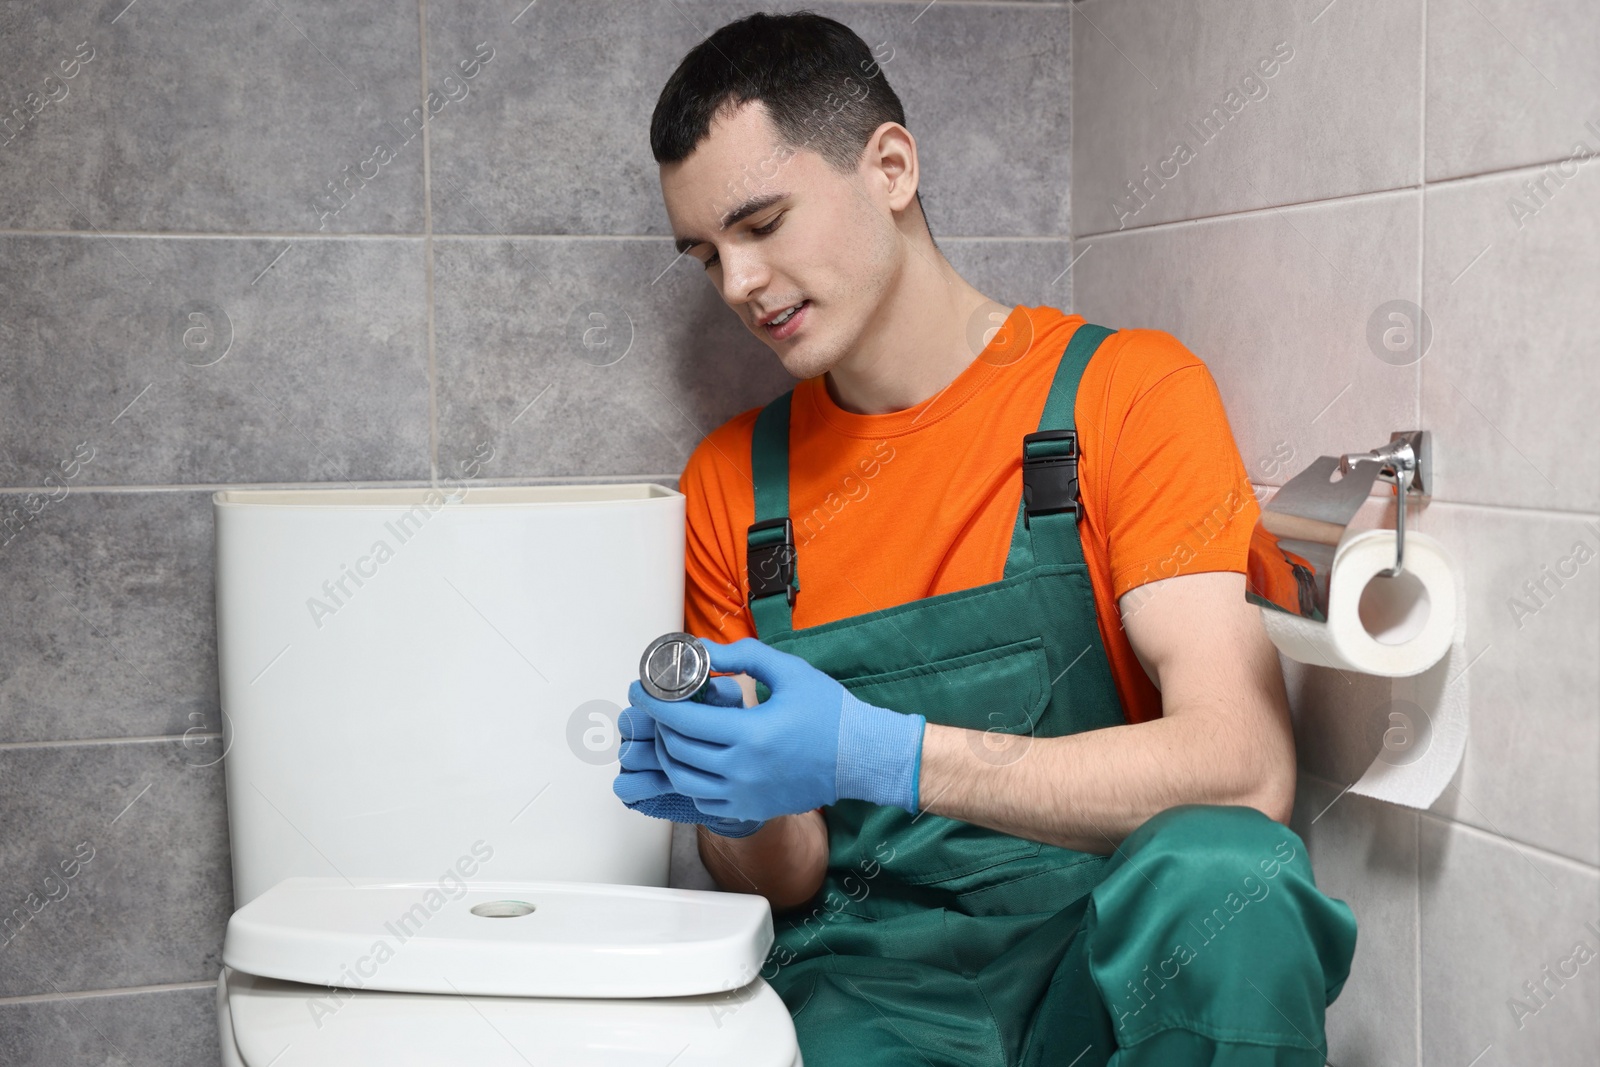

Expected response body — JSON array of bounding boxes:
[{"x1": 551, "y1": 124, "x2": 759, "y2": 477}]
[
  {"x1": 639, "y1": 632, "x2": 710, "y2": 701},
  {"x1": 470, "y1": 900, "x2": 535, "y2": 918}
]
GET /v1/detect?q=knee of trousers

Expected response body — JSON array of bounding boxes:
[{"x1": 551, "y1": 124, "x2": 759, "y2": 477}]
[{"x1": 1083, "y1": 804, "x2": 1358, "y2": 1048}]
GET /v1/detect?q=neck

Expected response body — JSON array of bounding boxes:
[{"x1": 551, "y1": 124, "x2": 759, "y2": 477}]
[{"x1": 823, "y1": 240, "x2": 1010, "y2": 417}]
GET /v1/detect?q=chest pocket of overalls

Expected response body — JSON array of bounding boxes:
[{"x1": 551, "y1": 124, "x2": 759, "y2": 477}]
[{"x1": 832, "y1": 636, "x2": 1055, "y2": 888}]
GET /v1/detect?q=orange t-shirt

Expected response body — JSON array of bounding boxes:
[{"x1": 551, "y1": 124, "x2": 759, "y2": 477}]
[{"x1": 680, "y1": 305, "x2": 1260, "y2": 725}]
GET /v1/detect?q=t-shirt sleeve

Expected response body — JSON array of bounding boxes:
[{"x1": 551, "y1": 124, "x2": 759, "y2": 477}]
[
  {"x1": 680, "y1": 427, "x2": 759, "y2": 644},
  {"x1": 1098, "y1": 332, "x2": 1261, "y2": 600}
]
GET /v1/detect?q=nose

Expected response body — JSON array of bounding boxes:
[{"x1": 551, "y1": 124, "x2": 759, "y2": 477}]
[{"x1": 717, "y1": 247, "x2": 770, "y2": 316}]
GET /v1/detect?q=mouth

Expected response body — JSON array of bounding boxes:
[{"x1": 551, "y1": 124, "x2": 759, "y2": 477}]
[{"x1": 761, "y1": 300, "x2": 809, "y2": 340}]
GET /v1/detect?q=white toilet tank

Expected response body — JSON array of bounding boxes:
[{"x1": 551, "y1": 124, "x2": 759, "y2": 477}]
[{"x1": 213, "y1": 483, "x2": 684, "y2": 908}]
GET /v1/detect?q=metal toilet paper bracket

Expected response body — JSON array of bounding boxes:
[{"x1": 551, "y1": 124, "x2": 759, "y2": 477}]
[{"x1": 1246, "y1": 430, "x2": 1432, "y2": 621}]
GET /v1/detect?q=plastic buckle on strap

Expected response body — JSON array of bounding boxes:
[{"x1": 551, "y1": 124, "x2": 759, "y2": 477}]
[
  {"x1": 746, "y1": 517, "x2": 797, "y2": 607},
  {"x1": 1021, "y1": 429, "x2": 1081, "y2": 526}
]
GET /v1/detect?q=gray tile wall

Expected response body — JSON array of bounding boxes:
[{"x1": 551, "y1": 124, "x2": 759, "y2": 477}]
[
  {"x1": 0, "y1": 0, "x2": 1075, "y2": 1060},
  {"x1": 1071, "y1": 0, "x2": 1600, "y2": 1063}
]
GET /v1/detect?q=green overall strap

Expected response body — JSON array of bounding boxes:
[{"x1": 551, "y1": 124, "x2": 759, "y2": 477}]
[
  {"x1": 1001, "y1": 323, "x2": 1117, "y2": 579},
  {"x1": 747, "y1": 390, "x2": 799, "y2": 637}
]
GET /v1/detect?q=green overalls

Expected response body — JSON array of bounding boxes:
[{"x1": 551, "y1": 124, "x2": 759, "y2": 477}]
[{"x1": 741, "y1": 325, "x2": 1359, "y2": 1065}]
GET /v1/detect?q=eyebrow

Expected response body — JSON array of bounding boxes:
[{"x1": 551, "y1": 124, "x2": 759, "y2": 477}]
[{"x1": 674, "y1": 191, "x2": 789, "y2": 256}]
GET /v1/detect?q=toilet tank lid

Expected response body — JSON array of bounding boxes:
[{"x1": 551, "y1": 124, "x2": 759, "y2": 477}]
[{"x1": 223, "y1": 878, "x2": 775, "y2": 999}]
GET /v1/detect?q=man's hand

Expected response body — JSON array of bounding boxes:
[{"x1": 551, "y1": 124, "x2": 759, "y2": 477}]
[
  {"x1": 613, "y1": 695, "x2": 766, "y2": 838},
  {"x1": 636, "y1": 637, "x2": 927, "y2": 823}
]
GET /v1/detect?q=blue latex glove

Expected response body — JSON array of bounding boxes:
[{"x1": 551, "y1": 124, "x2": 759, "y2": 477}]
[
  {"x1": 612, "y1": 688, "x2": 766, "y2": 838},
  {"x1": 637, "y1": 637, "x2": 926, "y2": 823}
]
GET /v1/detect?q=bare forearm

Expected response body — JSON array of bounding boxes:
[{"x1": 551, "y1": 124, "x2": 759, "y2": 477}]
[
  {"x1": 917, "y1": 710, "x2": 1296, "y2": 854},
  {"x1": 696, "y1": 809, "x2": 828, "y2": 913}
]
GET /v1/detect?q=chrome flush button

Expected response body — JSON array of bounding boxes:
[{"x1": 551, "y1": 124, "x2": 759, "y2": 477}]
[{"x1": 639, "y1": 632, "x2": 711, "y2": 702}]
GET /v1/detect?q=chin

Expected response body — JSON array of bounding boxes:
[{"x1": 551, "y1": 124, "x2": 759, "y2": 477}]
[{"x1": 774, "y1": 345, "x2": 840, "y2": 381}]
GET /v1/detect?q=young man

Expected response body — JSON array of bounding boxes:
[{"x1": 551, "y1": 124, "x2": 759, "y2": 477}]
[{"x1": 615, "y1": 12, "x2": 1357, "y2": 1065}]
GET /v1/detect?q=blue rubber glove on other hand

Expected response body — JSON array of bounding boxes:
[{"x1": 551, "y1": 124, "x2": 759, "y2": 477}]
[
  {"x1": 612, "y1": 687, "x2": 766, "y2": 838},
  {"x1": 636, "y1": 637, "x2": 926, "y2": 824}
]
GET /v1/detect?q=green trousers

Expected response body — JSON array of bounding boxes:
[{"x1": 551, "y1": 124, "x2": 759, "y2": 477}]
[{"x1": 766, "y1": 802, "x2": 1356, "y2": 1065}]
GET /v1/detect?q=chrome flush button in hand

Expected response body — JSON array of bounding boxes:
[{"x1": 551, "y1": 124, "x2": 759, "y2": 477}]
[{"x1": 639, "y1": 632, "x2": 711, "y2": 702}]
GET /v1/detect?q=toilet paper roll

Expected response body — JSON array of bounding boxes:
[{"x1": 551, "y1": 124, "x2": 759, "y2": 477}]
[{"x1": 1262, "y1": 529, "x2": 1469, "y2": 809}]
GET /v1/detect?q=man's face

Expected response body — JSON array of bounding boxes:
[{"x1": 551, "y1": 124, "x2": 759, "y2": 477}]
[{"x1": 660, "y1": 100, "x2": 900, "y2": 380}]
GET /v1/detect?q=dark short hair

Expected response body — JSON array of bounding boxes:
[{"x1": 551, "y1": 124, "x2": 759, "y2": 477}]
[{"x1": 651, "y1": 10, "x2": 932, "y2": 239}]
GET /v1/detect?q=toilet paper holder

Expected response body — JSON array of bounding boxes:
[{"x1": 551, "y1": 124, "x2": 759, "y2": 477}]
[{"x1": 1246, "y1": 430, "x2": 1431, "y2": 621}]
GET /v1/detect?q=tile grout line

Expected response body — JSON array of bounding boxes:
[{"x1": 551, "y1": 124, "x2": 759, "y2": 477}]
[
  {"x1": 1249, "y1": 485, "x2": 1600, "y2": 522},
  {"x1": 0, "y1": 229, "x2": 429, "y2": 240},
  {"x1": 0, "y1": 734, "x2": 217, "y2": 752},
  {"x1": 419, "y1": 0, "x2": 439, "y2": 487},
  {"x1": 1415, "y1": 806, "x2": 1600, "y2": 874},
  {"x1": 1414, "y1": 3, "x2": 1426, "y2": 1062},
  {"x1": 1414, "y1": 1, "x2": 1427, "y2": 471},
  {"x1": 1414, "y1": 802, "x2": 1423, "y2": 1067},
  {"x1": 0, "y1": 486, "x2": 1591, "y2": 520},
  {"x1": 0, "y1": 474, "x2": 685, "y2": 494},
  {"x1": 1078, "y1": 185, "x2": 1421, "y2": 241},
  {"x1": 1414, "y1": 806, "x2": 1427, "y2": 1062},
  {"x1": 0, "y1": 160, "x2": 1580, "y2": 251},
  {"x1": 0, "y1": 980, "x2": 217, "y2": 1007},
  {"x1": 1063, "y1": 0, "x2": 1075, "y2": 315},
  {"x1": 0, "y1": 229, "x2": 1080, "y2": 242},
  {"x1": 1299, "y1": 770, "x2": 1600, "y2": 875},
  {"x1": 1072, "y1": 151, "x2": 1600, "y2": 243}
]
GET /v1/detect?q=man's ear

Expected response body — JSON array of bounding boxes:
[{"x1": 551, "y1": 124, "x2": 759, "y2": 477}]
[{"x1": 862, "y1": 121, "x2": 920, "y2": 214}]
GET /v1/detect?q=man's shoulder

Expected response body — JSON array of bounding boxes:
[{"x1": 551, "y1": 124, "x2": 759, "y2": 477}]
[
  {"x1": 1024, "y1": 311, "x2": 1209, "y2": 402},
  {"x1": 1090, "y1": 325, "x2": 1210, "y2": 388}
]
